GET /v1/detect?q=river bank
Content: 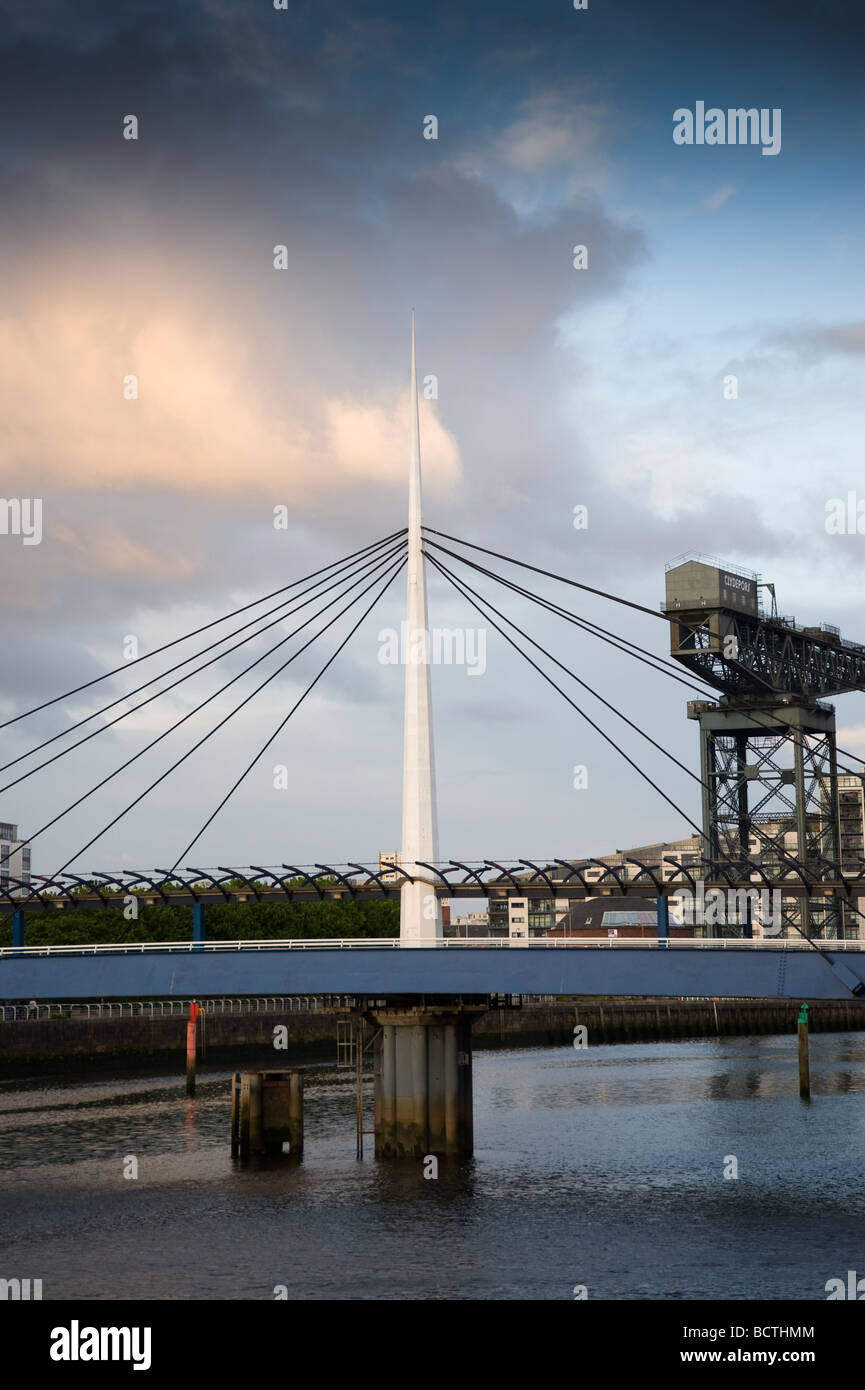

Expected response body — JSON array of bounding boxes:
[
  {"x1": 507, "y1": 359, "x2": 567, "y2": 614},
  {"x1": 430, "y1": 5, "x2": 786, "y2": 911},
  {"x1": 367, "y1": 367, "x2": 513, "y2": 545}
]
[{"x1": 2, "y1": 996, "x2": 863, "y2": 1069}]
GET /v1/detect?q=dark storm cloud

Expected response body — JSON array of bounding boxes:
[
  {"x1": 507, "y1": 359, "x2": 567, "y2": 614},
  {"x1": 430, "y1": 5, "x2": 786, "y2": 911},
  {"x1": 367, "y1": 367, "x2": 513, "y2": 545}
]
[
  {"x1": 763, "y1": 322, "x2": 865, "y2": 361},
  {"x1": 0, "y1": 0, "x2": 654, "y2": 701},
  {"x1": 3, "y1": 0, "x2": 857, "y2": 870}
]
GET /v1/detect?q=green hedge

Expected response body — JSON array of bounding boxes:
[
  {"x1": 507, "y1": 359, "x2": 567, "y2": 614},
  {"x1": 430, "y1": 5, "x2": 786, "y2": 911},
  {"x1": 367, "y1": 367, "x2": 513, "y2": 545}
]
[{"x1": 0, "y1": 898, "x2": 399, "y2": 947}]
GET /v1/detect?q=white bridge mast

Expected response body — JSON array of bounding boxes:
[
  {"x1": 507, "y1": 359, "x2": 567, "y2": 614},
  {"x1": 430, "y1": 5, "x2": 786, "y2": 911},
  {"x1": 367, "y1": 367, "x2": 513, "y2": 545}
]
[{"x1": 400, "y1": 313, "x2": 442, "y2": 944}]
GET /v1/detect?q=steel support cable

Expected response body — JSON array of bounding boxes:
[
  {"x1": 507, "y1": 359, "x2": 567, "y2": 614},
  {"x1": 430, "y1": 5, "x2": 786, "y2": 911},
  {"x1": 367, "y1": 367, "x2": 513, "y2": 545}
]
[
  {"x1": 426, "y1": 551, "x2": 699, "y2": 784},
  {"x1": 424, "y1": 551, "x2": 705, "y2": 839},
  {"x1": 420, "y1": 548, "x2": 838, "y2": 884},
  {"x1": 426, "y1": 549, "x2": 795, "y2": 878},
  {"x1": 1, "y1": 544, "x2": 406, "y2": 880},
  {"x1": 531, "y1": 572, "x2": 865, "y2": 777},
  {"x1": 423, "y1": 537, "x2": 718, "y2": 699},
  {"x1": 424, "y1": 530, "x2": 865, "y2": 767},
  {"x1": 426, "y1": 550, "x2": 846, "y2": 928},
  {"x1": 436, "y1": 544, "x2": 839, "y2": 772},
  {"x1": 424, "y1": 536, "x2": 865, "y2": 781},
  {"x1": 422, "y1": 526, "x2": 671, "y2": 623},
  {"x1": 62, "y1": 553, "x2": 407, "y2": 882},
  {"x1": 0, "y1": 530, "x2": 406, "y2": 777},
  {"x1": 0, "y1": 536, "x2": 407, "y2": 792},
  {"x1": 0, "y1": 528, "x2": 407, "y2": 731},
  {"x1": 422, "y1": 545, "x2": 852, "y2": 875}
]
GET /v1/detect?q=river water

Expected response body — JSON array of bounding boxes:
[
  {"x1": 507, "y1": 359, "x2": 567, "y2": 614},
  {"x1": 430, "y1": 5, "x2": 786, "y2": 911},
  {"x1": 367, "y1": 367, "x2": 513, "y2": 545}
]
[{"x1": 1, "y1": 1034, "x2": 864, "y2": 1301}]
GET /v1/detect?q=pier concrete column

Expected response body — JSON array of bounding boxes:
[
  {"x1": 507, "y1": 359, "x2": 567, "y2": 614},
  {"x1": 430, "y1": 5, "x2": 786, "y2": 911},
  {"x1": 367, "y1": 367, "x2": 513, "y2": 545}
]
[
  {"x1": 231, "y1": 1069, "x2": 304, "y2": 1157},
  {"x1": 368, "y1": 1006, "x2": 479, "y2": 1158}
]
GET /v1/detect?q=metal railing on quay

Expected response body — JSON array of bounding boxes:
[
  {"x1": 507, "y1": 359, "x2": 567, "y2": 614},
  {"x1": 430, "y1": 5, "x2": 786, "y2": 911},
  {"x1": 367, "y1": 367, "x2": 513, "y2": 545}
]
[{"x1": 0, "y1": 995, "x2": 357, "y2": 1021}]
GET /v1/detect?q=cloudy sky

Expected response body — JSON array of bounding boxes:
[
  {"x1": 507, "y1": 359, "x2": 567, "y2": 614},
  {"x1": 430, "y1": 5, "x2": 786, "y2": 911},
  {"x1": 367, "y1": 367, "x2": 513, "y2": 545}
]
[{"x1": 1, "y1": 0, "x2": 864, "y2": 879}]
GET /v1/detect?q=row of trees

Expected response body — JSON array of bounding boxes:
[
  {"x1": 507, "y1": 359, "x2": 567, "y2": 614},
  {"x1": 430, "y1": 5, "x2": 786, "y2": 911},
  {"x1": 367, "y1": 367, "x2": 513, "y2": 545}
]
[{"x1": 0, "y1": 898, "x2": 400, "y2": 947}]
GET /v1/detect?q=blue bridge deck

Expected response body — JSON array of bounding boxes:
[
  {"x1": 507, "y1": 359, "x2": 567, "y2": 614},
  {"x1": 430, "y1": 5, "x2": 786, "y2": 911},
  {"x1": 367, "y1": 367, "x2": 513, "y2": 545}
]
[{"x1": 2, "y1": 940, "x2": 864, "y2": 1001}]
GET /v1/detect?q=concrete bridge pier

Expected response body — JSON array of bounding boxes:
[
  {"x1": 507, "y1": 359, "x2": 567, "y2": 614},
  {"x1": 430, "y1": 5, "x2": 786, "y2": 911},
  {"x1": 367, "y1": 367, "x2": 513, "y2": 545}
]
[
  {"x1": 368, "y1": 1005, "x2": 483, "y2": 1158},
  {"x1": 231, "y1": 1068, "x2": 304, "y2": 1158}
]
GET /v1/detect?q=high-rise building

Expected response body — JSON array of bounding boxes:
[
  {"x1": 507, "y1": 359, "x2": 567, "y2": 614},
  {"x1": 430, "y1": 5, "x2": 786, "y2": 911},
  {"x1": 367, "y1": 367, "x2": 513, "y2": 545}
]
[
  {"x1": 0, "y1": 822, "x2": 31, "y2": 897},
  {"x1": 378, "y1": 850, "x2": 400, "y2": 883},
  {"x1": 831, "y1": 772, "x2": 865, "y2": 868},
  {"x1": 488, "y1": 895, "x2": 570, "y2": 938}
]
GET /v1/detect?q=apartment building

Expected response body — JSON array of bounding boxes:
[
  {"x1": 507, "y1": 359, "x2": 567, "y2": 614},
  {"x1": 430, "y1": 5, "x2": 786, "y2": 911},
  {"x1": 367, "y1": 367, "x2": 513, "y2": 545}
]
[{"x1": 0, "y1": 822, "x2": 31, "y2": 897}]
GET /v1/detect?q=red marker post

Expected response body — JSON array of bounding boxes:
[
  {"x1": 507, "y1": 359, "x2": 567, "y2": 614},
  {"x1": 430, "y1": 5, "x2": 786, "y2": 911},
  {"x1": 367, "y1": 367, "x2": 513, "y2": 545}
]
[{"x1": 186, "y1": 1001, "x2": 200, "y2": 1096}]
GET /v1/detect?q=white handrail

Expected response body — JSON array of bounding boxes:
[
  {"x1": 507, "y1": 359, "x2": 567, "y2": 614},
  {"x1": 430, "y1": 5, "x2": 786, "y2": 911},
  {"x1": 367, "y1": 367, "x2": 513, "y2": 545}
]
[{"x1": 1, "y1": 936, "x2": 864, "y2": 957}]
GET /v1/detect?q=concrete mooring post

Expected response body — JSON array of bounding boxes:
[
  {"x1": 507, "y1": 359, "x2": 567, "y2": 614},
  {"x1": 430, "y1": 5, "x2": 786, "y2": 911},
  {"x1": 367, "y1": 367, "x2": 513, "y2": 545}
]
[
  {"x1": 231, "y1": 1069, "x2": 304, "y2": 1158},
  {"x1": 798, "y1": 1001, "x2": 811, "y2": 1100},
  {"x1": 367, "y1": 1005, "x2": 484, "y2": 1158},
  {"x1": 186, "y1": 1000, "x2": 200, "y2": 1096}
]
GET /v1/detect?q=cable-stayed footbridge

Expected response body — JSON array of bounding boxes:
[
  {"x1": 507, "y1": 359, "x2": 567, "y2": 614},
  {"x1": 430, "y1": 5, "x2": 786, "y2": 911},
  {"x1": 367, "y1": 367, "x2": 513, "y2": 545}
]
[{"x1": 3, "y1": 317, "x2": 865, "y2": 1152}]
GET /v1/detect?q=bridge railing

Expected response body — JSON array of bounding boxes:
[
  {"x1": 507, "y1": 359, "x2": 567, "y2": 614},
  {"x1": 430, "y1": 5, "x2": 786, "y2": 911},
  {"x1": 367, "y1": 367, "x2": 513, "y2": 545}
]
[
  {"x1": 1, "y1": 936, "x2": 864, "y2": 960},
  {"x1": 0, "y1": 995, "x2": 358, "y2": 1020}
]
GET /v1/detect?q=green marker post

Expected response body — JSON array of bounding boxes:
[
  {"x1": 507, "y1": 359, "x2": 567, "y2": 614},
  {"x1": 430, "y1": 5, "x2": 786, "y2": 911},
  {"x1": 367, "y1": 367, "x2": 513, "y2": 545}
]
[{"x1": 797, "y1": 1002, "x2": 810, "y2": 1100}]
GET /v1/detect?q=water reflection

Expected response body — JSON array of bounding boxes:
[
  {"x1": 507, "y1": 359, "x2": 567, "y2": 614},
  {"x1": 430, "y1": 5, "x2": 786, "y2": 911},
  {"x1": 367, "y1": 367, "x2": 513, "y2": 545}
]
[
  {"x1": 1, "y1": 1035, "x2": 863, "y2": 1300},
  {"x1": 183, "y1": 1098, "x2": 198, "y2": 1149}
]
